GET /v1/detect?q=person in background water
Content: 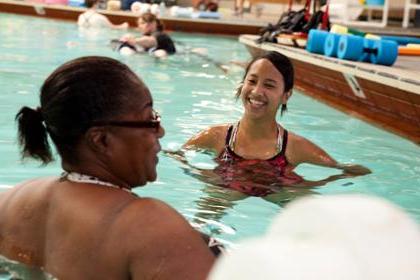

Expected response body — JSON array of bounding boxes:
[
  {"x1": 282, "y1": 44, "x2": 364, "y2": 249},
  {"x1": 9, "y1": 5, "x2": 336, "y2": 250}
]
[
  {"x1": 182, "y1": 51, "x2": 371, "y2": 196},
  {"x1": 120, "y1": 12, "x2": 176, "y2": 58},
  {"x1": 0, "y1": 56, "x2": 214, "y2": 279},
  {"x1": 78, "y1": 0, "x2": 129, "y2": 29}
]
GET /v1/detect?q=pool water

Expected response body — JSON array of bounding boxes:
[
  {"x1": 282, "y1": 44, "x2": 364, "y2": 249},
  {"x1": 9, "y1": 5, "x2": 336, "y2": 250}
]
[{"x1": 0, "y1": 12, "x2": 419, "y2": 251}]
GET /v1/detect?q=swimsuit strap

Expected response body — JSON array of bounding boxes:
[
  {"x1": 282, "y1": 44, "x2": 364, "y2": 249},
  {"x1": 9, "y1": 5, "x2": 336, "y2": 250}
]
[
  {"x1": 278, "y1": 128, "x2": 288, "y2": 155},
  {"x1": 276, "y1": 124, "x2": 282, "y2": 153},
  {"x1": 228, "y1": 122, "x2": 240, "y2": 151},
  {"x1": 81, "y1": 11, "x2": 94, "y2": 27},
  {"x1": 224, "y1": 125, "x2": 233, "y2": 146}
]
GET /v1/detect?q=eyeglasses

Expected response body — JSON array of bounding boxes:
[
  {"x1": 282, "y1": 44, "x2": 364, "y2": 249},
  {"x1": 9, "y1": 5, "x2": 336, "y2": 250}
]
[{"x1": 92, "y1": 110, "x2": 161, "y2": 132}]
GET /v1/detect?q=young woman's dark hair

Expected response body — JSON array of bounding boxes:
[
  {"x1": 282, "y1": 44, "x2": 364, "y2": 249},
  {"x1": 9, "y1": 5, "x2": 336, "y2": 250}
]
[
  {"x1": 236, "y1": 51, "x2": 294, "y2": 116},
  {"x1": 16, "y1": 56, "x2": 147, "y2": 165},
  {"x1": 85, "y1": 0, "x2": 99, "y2": 8},
  {"x1": 140, "y1": 12, "x2": 164, "y2": 32}
]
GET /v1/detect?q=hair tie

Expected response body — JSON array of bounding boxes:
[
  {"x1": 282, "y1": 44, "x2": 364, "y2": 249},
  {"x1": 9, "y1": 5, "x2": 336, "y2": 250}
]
[{"x1": 35, "y1": 107, "x2": 44, "y2": 122}]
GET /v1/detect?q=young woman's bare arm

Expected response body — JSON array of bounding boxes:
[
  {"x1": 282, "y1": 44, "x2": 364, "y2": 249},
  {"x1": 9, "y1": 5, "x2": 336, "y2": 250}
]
[
  {"x1": 182, "y1": 124, "x2": 229, "y2": 155},
  {"x1": 286, "y1": 133, "x2": 371, "y2": 176}
]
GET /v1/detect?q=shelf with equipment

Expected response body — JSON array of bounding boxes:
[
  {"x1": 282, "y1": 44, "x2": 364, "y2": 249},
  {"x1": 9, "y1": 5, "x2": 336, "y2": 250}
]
[
  {"x1": 342, "y1": 0, "x2": 389, "y2": 27},
  {"x1": 403, "y1": 0, "x2": 420, "y2": 27}
]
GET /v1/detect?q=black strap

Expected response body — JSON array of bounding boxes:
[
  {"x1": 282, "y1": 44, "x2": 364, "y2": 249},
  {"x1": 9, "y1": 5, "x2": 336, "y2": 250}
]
[
  {"x1": 280, "y1": 129, "x2": 288, "y2": 155},
  {"x1": 225, "y1": 125, "x2": 234, "y2": 146}
]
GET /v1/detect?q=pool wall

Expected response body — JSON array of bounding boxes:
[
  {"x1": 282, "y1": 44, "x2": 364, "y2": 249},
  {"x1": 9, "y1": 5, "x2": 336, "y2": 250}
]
[{"x1": 0, "y1": 0, "x2": 262, "y2": 35}]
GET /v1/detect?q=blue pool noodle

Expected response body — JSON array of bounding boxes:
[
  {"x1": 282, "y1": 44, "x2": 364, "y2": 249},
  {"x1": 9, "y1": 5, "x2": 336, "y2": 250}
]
[
  {"x1": 306, "y1": 30, "x2": 329, "y2": 54},
  {"x1": 370, "y1": 40, "x2": 398, "y2": 66},
  {"x1": 360, "y1": 39, "x2": 375, "y2": 62},
  {"x1": 324, "y1": 33, "x2": 341, "y2": 57},
  {"x1": 337, "y1": 35, "x2": 364, "y2": 61},
  {"x1": 380, "y1": 35, "x2": 420, "y2": 45}
]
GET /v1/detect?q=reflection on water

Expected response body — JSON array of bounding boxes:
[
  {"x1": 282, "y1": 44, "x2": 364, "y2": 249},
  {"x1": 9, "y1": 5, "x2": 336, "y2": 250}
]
[
  {"x1": 189, "y1": 179, "x2": 321, "y2": 239},
  {"x1": 0, "y1": 255, "x2": 55, "y2": 280},
  {"x1": 167, "y1": 149, "x2": 327, "y2": 237}
]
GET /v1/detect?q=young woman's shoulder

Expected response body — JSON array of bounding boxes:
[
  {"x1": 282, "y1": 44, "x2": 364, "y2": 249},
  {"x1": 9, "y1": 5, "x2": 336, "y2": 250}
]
[
  {"x1": 286, "y1": 131, "x2": 337, "y2": 167},
  {"x1": 183, "y1": 123, "x2": 231, "y2": 154}
]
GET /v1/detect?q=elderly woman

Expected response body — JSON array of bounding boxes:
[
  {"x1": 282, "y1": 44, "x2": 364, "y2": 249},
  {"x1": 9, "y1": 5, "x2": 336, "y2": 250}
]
[{"x1": 0, "y1": 57, "x2": 214, "y2": 279}]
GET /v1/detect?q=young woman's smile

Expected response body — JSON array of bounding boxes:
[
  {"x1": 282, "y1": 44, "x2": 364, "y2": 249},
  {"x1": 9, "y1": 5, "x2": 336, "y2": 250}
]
[{"x1": 241, "y1": 58, "x2": 286, "y2": 119}]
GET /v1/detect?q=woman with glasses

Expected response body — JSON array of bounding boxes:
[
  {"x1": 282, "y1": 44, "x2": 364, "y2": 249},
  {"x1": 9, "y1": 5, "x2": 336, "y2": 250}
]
[
  {"x1": 0, "y1": 56, "x2": 214, "y2": 279},
  {"x1": 182, "y1": 51, "x2": 370, "y2": 196}
]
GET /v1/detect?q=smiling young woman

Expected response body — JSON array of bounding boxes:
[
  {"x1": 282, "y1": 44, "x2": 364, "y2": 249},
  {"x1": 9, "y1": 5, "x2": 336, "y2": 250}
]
[{"x1": 183, "y1": 51, "x2": 371, "y2": 194}]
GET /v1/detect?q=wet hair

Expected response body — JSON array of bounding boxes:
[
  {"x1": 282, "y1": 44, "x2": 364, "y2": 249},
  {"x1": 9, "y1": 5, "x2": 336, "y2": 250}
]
[
  {"x1": 139, "y1": 12, "x2": 164, "y2": 32},
  {"x1": 236, "y1": 51, "x2": 294, "y2": 116},
  {"x1": 85, "y1": 0, "x2": 99, "y2": 8},
  {"x1": 15, "y1": 56, "x2": 147, "y2": 165}
]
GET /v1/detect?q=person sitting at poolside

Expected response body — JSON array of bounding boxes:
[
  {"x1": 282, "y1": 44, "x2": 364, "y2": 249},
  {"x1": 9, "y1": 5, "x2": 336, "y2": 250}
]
[
  {"x1": 182, "y1": 51, "x2": 370, "y2": 194},
  {"x1": 119, "y1": 12, "x2": 176, "y2": 57},
  {"x1": 193, "y1": 0, "x2": 219, "y2": 12},
  {"x1": 78, "y1": 0, "x2": 129, "y2": 29},
  {"x1": 0, "y1": 56, "x2": 215, "y2": 279}
]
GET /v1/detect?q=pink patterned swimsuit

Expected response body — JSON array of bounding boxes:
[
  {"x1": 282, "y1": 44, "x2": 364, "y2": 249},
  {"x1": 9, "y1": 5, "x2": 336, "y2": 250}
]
[{"x1": 214, "y1": 123, "x2": 303, "y2": 197}]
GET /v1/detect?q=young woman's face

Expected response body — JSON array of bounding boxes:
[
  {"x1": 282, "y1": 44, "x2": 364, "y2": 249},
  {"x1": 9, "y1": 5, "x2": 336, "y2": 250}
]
[
  {"x1": 137, "y1": 18, "x2": 157, "y2": 35},
  {"x1": 240, "y1": 58, "x2": 289, "y2": 120}
]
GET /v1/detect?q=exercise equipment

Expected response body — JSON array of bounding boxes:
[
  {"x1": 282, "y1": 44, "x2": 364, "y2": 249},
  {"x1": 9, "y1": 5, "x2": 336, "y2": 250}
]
[
  {"x1": 276, "y1": 32, "x2": 308, "y2": 48},
  {"x1": 337, "y1": 35, "x2": 364, "y2": 61},
  {"x1": 324, "y1": 32, "x2": 341, "y2": 57},
  {"x1": 192, "y1": 11, "x2": 220, "y2": 19},
  {"x1": 360, "y1": 38, "x2": 375, "y2": 62},
  {"x1": 380, "y1": 35, "x2": 420, "y2": 46},
  {"x1": 369, "y1": 39, "x2": 398, "y2": 65},
  {"x1": 307, "y1": 30, "x2": 399, "y2": 65},
  {"x1": 337, "y1": 35, "x2": 398, "y2": 65},
  {"x1": 398, "y1": 46, "x2": 420, "y2": 56},
  {"x1": 331, "y1": 24, "x2": 420, "y2": 45},
  {"x1": 306, "y1": 29, "x2": 329, "y2": 54}
]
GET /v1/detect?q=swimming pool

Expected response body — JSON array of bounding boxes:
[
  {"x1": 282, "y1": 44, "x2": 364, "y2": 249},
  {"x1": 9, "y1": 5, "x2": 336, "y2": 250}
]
[{"x1": 0, "y1": 11, "x2": 419, "y2": 252}]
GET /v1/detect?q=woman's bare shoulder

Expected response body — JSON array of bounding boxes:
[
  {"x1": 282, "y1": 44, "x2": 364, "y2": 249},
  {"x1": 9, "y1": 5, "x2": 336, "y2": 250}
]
[
  {"x1": 183, "y1": 123, "x2": 231, "y2": 153},
  {"x1": 113, "y1": 197, "x2": 195, "y2": 235},
  {"x1": 111, "y1": 197, "x2": 215, "y2": 278},
  {"x1": 286, "y1": 131, "x2": 314, "y2": 149},
  {"x1": 0, "y1": 177, "x2": 59, "y2": 199},
  {"x1": 286, "y1": 131, "x2": 336, "y2": 166}
]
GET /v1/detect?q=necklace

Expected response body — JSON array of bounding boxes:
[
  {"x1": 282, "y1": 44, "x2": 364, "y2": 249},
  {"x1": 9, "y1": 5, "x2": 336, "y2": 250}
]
[{"x1": 62, "y1": 172, "x2": 135, "y2": 194}]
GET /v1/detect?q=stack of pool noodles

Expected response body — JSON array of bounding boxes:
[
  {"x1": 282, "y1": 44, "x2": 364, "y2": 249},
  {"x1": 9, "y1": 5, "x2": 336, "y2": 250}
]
[{"x1": 305, "y1": 24, "x2": 420, "y2": 66}]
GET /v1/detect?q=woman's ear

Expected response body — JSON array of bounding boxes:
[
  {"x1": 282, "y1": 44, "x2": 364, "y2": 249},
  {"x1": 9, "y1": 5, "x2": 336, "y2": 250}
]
[
  {"x1": 282, "y1": 90, "x2": 292, "y2": 104},
  {"x1": 235, "y1": 82, "x2": 243, "y2": 99},
  {"x1": 85, "y1": 127, "x2": 109, "y2": 155}
]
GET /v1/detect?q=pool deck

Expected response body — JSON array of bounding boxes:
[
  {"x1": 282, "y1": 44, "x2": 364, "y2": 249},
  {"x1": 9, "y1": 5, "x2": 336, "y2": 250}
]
[
  {"x1": 2, "y1": 0, "x2": 420, "y2": 36},
  {"x1": 0, "y1": 0, "x2": 266, "y2": 35}
]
